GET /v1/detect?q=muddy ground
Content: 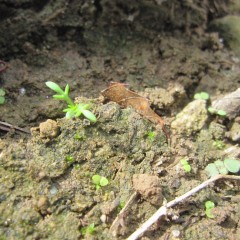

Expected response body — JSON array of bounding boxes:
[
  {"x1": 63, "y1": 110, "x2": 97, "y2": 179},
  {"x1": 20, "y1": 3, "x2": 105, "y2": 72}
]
[{"x1": 0, "y1": 0, "x2": 240, "y2": 239}]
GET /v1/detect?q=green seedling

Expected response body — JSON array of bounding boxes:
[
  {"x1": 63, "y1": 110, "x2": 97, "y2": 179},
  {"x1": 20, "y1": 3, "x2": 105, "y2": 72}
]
[
  {"x1": 118, "y1": 201, "x2": 125, "y2": 212},
  {"x1": 194, "y1": 92, "x2": 209, "y2": 100},
  {"x1": 46, "y1": 81, "x2": 97, "y2": 122},
  {"x1": 208, "y1": 107, "x2": 227, "y2": 117},
  {"x1": 213, "y1": 140, "x2": 225, "y2": 150},
  {"x1": 92, "y1": 175, "x2": 109, "y2": 190},
  {"x1": 205, "y1": 200, "x2": 215, "y2": 218},
  {"x1": 180, "y1": 158, "x2": 191, "y2": 173},
  {"x1": 65, "y1": 155, "x2": 74, "y2": 164},
  {"x1": 205, "y1": 158, "x2": 240, "y2": 177},
  {"x1": 0, "y1": 88, "x2": 6, "y2": 104},
  {"x1": 80, "y1": 223, "x2": 96, "y2": 235},
  {"x1": 147, "y1": 131, "x2": 156, "y2": 141},
  {"x1": 223, "y1": 158, "x2": 240, "y2": 173}
]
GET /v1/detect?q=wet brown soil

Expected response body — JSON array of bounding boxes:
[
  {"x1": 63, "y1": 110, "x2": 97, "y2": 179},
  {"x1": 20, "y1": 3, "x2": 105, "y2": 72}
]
[{"x1": 0, "y1": 1, "x2": 240, "y2": 240}]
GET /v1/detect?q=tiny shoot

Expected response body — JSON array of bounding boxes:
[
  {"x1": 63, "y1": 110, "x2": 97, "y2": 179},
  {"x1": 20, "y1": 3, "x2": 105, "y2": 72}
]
[
  {"x1": 205, "y1": 158, "x2": 240, "y2": 178},
  {"x1": 80, "y1": 223, "x2": 96, "y2": 235},
  {"x1": 194, "y1": 92, "x2": 209, "y2": 100},
  {"x1": 92, "y1": 175, "x2": 109, "y2": 190},
  {"x1": 46, "y1": 81, "x2": 97, "y2": 122},
  {"x1": 208, "y1": 107, "x2": 227, "y2": 117},
  {"x1": 205, "y1": 201, "x2": 215, "y2": 218},
  {"x1": 65, "y1": 155, "x2": 74, "y2": 164},
  {"x1": 180, "y1": 158, "x2": 191, "y2": 173},
  {"x1": 213, "y1": 140, "x2": 225, "y2": 150},
  {"x1": 147, "y1": 131, "x2": 156, "y2": 141}
]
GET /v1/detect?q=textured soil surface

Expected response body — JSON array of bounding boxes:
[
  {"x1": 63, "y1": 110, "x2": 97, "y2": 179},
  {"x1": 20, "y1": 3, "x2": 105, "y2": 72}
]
[{"x1": 0, "y1": 1, "x2": 240, "y2": 240}]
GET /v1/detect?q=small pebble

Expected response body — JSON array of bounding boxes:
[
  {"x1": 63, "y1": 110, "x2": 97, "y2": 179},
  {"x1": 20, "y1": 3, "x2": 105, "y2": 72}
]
[
  {"x1": 19, "y1": 87, "x2": 26, "y2": 96},
  {"x1": 49, "y1": 185, "x2": 58, "y2": 195},
  {"x1": 172, "y1": 229, "x2": 181, "y2": 238}
]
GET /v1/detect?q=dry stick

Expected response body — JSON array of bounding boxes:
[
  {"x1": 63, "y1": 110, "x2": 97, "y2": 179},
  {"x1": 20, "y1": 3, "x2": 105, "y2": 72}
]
[
  {"x1": 0, "y1": 121, "x2": 30, "y2": 134},
  {"x1": 110, "y1": 192, "x2": 138, "y2": 236},
  {"x1": 127, "y1": 174, "x2": 240, "y2": 240}
]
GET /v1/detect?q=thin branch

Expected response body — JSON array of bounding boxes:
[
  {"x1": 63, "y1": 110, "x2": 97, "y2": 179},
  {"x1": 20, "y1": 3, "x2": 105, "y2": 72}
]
[
  {"x1": 0, "y1": 121, "x2": 30, "y2": 134},
  {"x1": 110, "y1": 192, "x2": 138, "y2": 236},
  {"x1": 127, "y1": 174, "x2": 240, "y2": 240}
]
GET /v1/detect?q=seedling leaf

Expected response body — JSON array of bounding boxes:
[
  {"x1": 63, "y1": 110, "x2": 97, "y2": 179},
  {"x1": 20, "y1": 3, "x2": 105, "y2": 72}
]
[
  {"x1": 46, "y1": 81, "x2": 64, "y2": 94},
  {"x1": 205, "y1": 201, "x2": 215, "y2": 218},
  {"x1": 217, "y1": 110, "x2": 227, "y2": 116},
  {"x1": 99, "y1": 177, "x2": 109, "y2": 186},
  {"x1": 82, "y1": 109, "x2": 97, "y2": 122},
  {"x1": 214, "y1": 160, "x2": 228, "y2": 175},
  {"x1": 205, "y1": 200, "x2": 215, "y2": 209},
  {"x1": 224, "y1": 158, "x2": 240, "y2": 173},
  {"x1": 205, "y1": 163, "x2": 219, "y2": 178},
  {"x1": 92, "y1": 175, "x2": 101, "y2": 185},
  {"x1": 208, "y1": 107, "x2": 216, "y2": 114},
  {"x1": 65, "y1": 84, "x2": 70, "y2": 95}
]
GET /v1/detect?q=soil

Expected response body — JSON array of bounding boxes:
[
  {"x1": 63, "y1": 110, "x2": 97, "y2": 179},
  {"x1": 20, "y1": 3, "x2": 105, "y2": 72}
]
[{"x1": 0, "y1": 1, "x2": 240, "y2": 240}]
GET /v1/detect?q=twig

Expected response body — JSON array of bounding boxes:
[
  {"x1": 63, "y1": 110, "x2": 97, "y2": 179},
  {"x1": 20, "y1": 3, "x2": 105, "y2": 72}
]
[
  {"x1": 110, "y1": 192, "x2": 138, "y2": 236},
  {"x1": 0, "y1": 121, "x2": 30, "y2": 134},
  {"x1": 127, "y1": 174, "x2": 240, "y2": 240}
]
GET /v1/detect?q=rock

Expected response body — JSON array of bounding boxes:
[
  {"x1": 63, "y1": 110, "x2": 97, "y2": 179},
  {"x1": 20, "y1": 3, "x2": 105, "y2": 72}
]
[
  {"x1": 171, "y1": 99, "x2": 208, "y2": 135},
  {"x1": 211, "y1": 88, "x2": 240, "y2": 120},
  {"x1": 139, "y1": 87, "x2": 174, "y2": 109},
  {"x1": 226, "y1": 121, "x2": 240, "y2": 142},
  {"x1": 211, "y1": 15, "x2": 240, "y2": 56},
  {"x1": 132, "y1": 174, "x2": 163, "y2": 206},
  {"x1": 39, "y1": 119, "x2": 60, "y2": 139}
]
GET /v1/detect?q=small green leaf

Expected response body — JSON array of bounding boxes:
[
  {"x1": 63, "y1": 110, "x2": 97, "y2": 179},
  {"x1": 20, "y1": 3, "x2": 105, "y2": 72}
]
[
  {"x1": 205, "y1": 163, "x2": 219, "y2": 178},
  {"x1": 147, "y1": 131, "x2": 156, "y2": 141},
  {"x1": 92, "y1": 175, "x2": 101, "y2": 185},
  {"x1": 46, "y1": 81, "x2": 64, "y2": 94},
  {"x1": 214, "y1": 160, "x2": 228, "y2": 175},
  {"x1": 205, "y1": 201, "x2": 215, "y2": 209},
  {"x1": 208, "y1": 107, "x2": 216, "y2": 114},
  {"x1": 65, "y1": 155, "x2": 74, "y2": 163},
  {"x1": 99, "y1": 177, "x2": 109, "y2": 186},
  {"x1": 81, "y1": 223, "x2": 96, "y2": 235},
  {"x1": 82, "y1": 110, "x2": 97, "y2": 122},
  {"x1": 213, "y1": 140, "x2": 225, "y2": 150},
  {"x1": 224, "y1": 158, "x2": 240, "y2": 173},
  {"x1": 217, "y1": 110, "x2": 227, "y2": 116},
  {"x1": 183, "y1": 164, "x2": 191, "y2": 172},
  {"x1": 205, "y1": 201, "x2": 215, "y2": 218},
  {"x1": 180, "y1": 159, "x2": 191, "y2": 172},
  {"x1": 0, "y1": 96, "x2": 5, "y2": 104},
  {"x1": 65, "y1": 84, "x2": 70, "y2": 95},
  {"x1": 180, "y1": 159, "x2": 188, "y2": 165},
  {"x1": 53, "y1": 94, "x2": 65, "y2": 100}
]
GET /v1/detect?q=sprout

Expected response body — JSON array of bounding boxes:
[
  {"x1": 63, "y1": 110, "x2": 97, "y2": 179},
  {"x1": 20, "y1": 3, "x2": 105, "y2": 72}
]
[
  {"x1": 208, "y1": 107, "x2": 227, "y2": 117},
  {"x1": 205, "y1": 158, "x2": 240, "y2": 178},
  {"x1": 180, "y1": 158, "x2": 191, "y2": 173},
  {"x1": 194, "y1": 92, "x2": 209, "y2": 100},
  {"x1": 46, "y1": 81, "x2": 97, "y2": 122},
  {"x1": 205, "y1": 201, "x2": 215, "y2": 218},
  {"x1": 92, "y1": 175, "x2": 109, "y2": 190}
]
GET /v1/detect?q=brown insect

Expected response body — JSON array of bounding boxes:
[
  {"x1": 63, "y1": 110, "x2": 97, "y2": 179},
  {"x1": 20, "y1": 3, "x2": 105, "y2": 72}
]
[{"x1": 101, "y1": 82, "x2": 169, "y2": 138}]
